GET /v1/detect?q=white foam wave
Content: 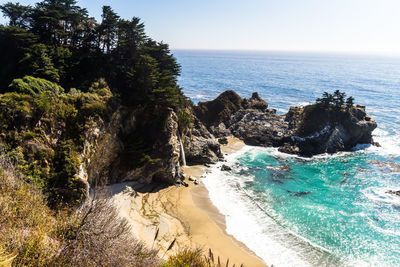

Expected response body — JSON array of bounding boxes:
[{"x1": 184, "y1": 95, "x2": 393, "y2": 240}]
[
  {"x1": 202, "y1": 147, "x2": 335, "y2": 267},
  {"x1": 364, "y1": 127, "x2": 400, "y2": 157},
  {"x1": 367, "y1": 219, "x2": 400, "y2": 237},
  {"x1": 362, "y1": 187, "x2": 400, "y2": 206},
  {"x1": 256, "y1": 146, "x2": 353, "y2": 161}
]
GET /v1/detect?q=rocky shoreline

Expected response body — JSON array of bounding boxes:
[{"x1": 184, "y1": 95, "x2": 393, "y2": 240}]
[{"x1": 192, "y1": 90, "x2": 377, "y2": 157}]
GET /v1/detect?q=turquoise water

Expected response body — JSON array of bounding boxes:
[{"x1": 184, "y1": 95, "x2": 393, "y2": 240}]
[{"x1": 174, "y1": 50, "x2": 400, "y2": 266}]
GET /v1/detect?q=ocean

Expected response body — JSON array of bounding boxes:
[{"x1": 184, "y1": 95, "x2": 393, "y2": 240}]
[{"x1": 174, "y1": 50, "x2": 400, "y2": 267}]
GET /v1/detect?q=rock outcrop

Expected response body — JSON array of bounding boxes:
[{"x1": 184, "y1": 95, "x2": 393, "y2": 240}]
[
  {"x1": 279, "y1": 104, "x2": 377, "y2": 156},
  {"x1": 81, "y1": 105, "x2": 222, "y2": 186},
  {"x1": 183, "y1": 115, "x2": 223, "y2": 164},
  {"x1": 194, "y1": 90, "x2": 378, "y2": 156}
]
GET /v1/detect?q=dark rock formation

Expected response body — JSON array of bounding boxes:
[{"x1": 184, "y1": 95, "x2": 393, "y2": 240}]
[
  {"x1": 218, "y1": 137, "x2": 228, "y2": 145},
  {"x1": 194, "y1": 90, "x2": 243, "y2": 129},
  {"x1": 183, "y1": 115, "x2": 223, "y2": 165},
  {"x1": 77, "y1": 107, "x2": 186, "y2": 186},
  {"x1": 229, "y1": 108, "x2": 288, "y2": 147},
  {"x1": 221, "y1": 164, "x2": 232, "y2": 171},
  {"x1": 279, "y1": 104, "x2": 377, "y2": 156},
  {"x1": 287, "y1": 190, "x2": 311, "y2": 197},
  {"x1": 194, "y1": 90, "x2": 378, "y2": 156}
]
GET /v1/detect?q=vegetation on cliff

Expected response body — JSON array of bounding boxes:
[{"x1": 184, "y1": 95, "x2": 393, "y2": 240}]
[
  {"x1": 0, "y1": 0, "x2": 192, "y2": 204},
  {"x1": 315, "y1": 90, "x2": 354, "y2": 109},
  {"x1": 0, "y1": 1, "x2": 203, "y2": 266}
]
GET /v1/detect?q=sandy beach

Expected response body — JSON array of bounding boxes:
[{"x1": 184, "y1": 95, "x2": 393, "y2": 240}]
[{"x1": 110, "y1": 137, "x2": 267, "y2": 266}]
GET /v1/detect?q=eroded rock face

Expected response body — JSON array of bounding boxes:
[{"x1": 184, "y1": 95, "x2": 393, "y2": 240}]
[
  {"x1": 279, "y1": 104, "x2": 377, "y2": 156},
  {"x1": 183, "y1": 115, "x2": 223, "y2": 165},
  {"x1": 76, "y1": 106, "x2": 190, "y2": 188},
  {"x1": 194, "y1": 90, "x2": 378, "y2": 156},
  {"x1": 136, "y1": 110, "x2": 183, "y2": 184},
  {"x1": 229, "y1": 109, "x2": 289, "y2": 147}
]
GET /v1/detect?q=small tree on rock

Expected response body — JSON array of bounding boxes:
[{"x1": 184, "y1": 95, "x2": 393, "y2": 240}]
[{"x1": 346, "y1": 96, "x2": 354, "y2": 109}]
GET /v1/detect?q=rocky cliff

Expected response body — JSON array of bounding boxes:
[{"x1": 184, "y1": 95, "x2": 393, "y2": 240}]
[
  {"x1": 194, "y1": 90, "x2": 378, "y2": 157},
  {"x1": 0, "y1": 90, "x2": 221, "y2": 204}
]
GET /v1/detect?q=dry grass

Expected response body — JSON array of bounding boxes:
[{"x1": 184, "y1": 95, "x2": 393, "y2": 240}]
[
  {"x1": 57, "y1": 189, "x2": 160, "y2": 267},
  {"x1": 0, "y1": 155, "x2": 59, "y2": 266},
  {"x1": 0, "y1": 155, "x2": 159, "y2": 267}
]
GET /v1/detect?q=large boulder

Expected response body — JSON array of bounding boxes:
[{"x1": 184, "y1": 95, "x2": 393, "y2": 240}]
[
  {"x1": 194, "y1": 90, "x2": 243, "y2": 128},
  {"x1": 279, "y1": 104, "x2": 377, "y2": 156}
]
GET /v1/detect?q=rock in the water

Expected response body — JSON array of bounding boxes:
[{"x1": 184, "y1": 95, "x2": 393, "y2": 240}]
[
  {"x1": 386, "y1": 190, "x2": 400, "y2": 197},
  {"x1": 271, "y1": 178, "x2": 284, "y2": 184},
  {"x1": 279, "y1": 104, "x2": 377, "y2": 156},
  {"x1": 221, "y1": 164, "x2": 232, "y2": 171},
  {"x1": 287, "y1": 190, "x2": 311, "y2": 197},
  {"x1": 368, "y1": 160, "x2": 400, "y2": 172},
  {"x1": 266, "y1": 165, "x2": 291, "y2": 171}
]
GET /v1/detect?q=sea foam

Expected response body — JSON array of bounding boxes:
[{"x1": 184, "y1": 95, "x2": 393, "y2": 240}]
[{"x1": 202, "y1": 146, "x2": 336, "y2": 267}]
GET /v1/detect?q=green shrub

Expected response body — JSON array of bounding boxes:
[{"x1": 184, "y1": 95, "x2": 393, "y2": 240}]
[
  {"x1": 8, "y1": 76, "x2": 64, "y2": 96},
  {"x1": 162, "y1": 248, "x2": 207, "y2": 267},
  {"x1": 81, "y1": 99, "x2": 107, "y2": 117},
  {"x1": 89, "y1": 78, "x2": 113, "y2": 98}
]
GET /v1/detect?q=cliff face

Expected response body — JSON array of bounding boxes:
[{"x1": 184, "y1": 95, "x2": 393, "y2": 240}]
[
  {"x1": 0, "y1": 90, "x2": 220, "y2": 203},
  {"x1": 194, "y1": 91, "x2": 377, "y2": 156},
  {"x1": 78, "y1": 107, "x2": 184, "y2": 186},
  {"x1": 183, "y1": 114, "x2": 223, "y2": 164},
  {"x1": 79, "y1": 105, "x2": 223, "y2": 186}
]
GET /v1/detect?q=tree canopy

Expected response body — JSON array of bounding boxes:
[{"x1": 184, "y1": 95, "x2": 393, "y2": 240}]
[
  {"x1": 0, "y1": 0, "x2": 187, "y2": 109},
  {"x1": 316, "y1": 90, "x2": 354, "y2": 110}
]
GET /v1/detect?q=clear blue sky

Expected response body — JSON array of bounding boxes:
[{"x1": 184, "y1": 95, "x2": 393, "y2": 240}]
[{"x1": 1, "y1": 0, "x2": 400, "y2": 55}]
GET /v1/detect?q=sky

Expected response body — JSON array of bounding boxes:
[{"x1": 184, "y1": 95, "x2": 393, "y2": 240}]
[{"x1": 1, "y1": 0, "x2": 400, "y2": 55}]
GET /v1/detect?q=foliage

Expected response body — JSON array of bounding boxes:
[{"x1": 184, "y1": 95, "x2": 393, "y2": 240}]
[
  {"x1": 0, "y1": 2, "x2": 191, "y2": 204},
  {"x1": 316, "y1": 90, "x2": 354, "y2": 109},
  {"x1": 177, "y1": 108, "x2": 192, "y2": 133},
  {"x1": 346, "y1": 96, "x2": 354, "y2": 108},
  {"x1": 162, "y1": 248, "x2": 207, "y2": 267},
  {"x1": 0, "y1": 83, "x2": 112, "y2": 204},
  {"x1": 162, "y1": 247, "x2": 237, "y2": 267},
  {"x1": 0, "y1": 0, "x2": 185, "y2": 110},
  {"x1": 88, "y1": 78, "x2": 113, "y2": 98},
  {"x1": 8, "y1": 75, "x2": 64, "y2": 95}
]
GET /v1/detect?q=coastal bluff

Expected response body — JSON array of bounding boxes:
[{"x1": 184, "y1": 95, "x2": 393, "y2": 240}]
[{"x1": 194, "y1": 90, "x2": 378, "y2": 157}]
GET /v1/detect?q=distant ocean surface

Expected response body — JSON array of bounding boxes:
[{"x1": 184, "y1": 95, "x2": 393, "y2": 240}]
[{"x1": 174, "y1": 50, "x2": 400, "y2": 266}]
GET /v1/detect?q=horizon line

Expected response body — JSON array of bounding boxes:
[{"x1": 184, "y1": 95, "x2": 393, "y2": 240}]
[{"x1": 170, "y1": 48, "x2": 400, "y2": 57}]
